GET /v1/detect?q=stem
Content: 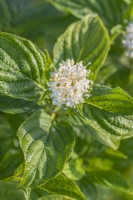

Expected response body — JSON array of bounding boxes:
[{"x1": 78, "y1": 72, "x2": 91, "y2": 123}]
[
  {"x1": 51, "y1": 107, "x2": 59, "y2": 121},
  {"x1": 128, "y1": 59, "x2": 133, "y2": 85},
  {"x1": 23, "y1": 188, "x2": 31, "y2": 200},
  {"x1": 51, "y1": 112, "x2": 56, "y2": 121}
]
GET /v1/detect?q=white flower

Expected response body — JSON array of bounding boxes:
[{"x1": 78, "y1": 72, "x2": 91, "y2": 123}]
[
  {"x1": 49, "y1": 59, "x2": 93, "y2": 108},
  {"x1": 123, "y1": 23, "x2": 133, "y2": 58}
]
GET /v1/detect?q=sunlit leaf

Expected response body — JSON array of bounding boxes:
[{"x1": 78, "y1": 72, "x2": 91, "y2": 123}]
[
  {"x1": 17, "y1": 110, "x2": 75, "y2": 187},
  {"x1": 53, "y1": 14, "x2": 110, "y2": 80},
  {"x1": 87, "y1": 85, "x2": 133, "y2": 114},
  {"x1": 0, "y1": 32, "x2": 52, "y2": 113}
]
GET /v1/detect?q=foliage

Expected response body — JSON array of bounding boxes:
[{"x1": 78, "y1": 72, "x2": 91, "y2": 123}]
[{"x1": 0, "y1": 0, "x2": 133, "y2": 200}]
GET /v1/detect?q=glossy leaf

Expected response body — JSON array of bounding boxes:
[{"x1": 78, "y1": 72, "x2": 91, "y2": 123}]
[
  {"x1": 30, "y1": 174, "x2": 86, "y2": 200},
  {"x1": 66, "y1": 112, "x2": 120, "y2": 150},
  {"x1": 53, "y1": 14, "x2": 110, "y2": 80},
  {"x1": 86, "y1": 85, "x2": 133, "y2": 114},
  {"x1": 44, "y1": 175, "x2": 86, "y2": 200},
  {"x1": 80, "y1": 104, "x2": 133, "y2": 149},
  {"x1": 0, "y1": 32, "x2": 52, "y2": 113},
  {"x1": 17, "y1": 110, "x2": 75, "y2": 187},
  {"x1": 0, "y1": 96, "x2": 39, "y2": 114}
]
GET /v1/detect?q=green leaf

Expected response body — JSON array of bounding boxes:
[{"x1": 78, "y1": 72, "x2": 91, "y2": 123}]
[
  {"x1": 0, "y1": 181, "x2": 25, "y2": 200},
  {"x1": 0, "y1": 0, "x2": 12, "y2": 31},
  {"x1": 0, "y1": 96, "x2": 39, "y2": 114},
  {"x1": 0, "y1": 113, "x2": 14, "y2": 140},
  {"x1": 17, "y1": 110, "x2": 75, "y2": 187},
  {"x1": 63, "y1": 158, "x2": 85, "y2": 181},
  {"x1": 30, "y1": 174, "x2": 86, "y2": 200},
  {"x1": 39, "y1": 196, "x2": 75, "y2": 200},
  {"x1": 0, "y1": 32, "x2": 52, "y2": 113},
  {"x1": 48, "y1": 0, "x2": 129, "y2": 29},
  {"x1": 66, "y1": 112, "x2": 119, "y2": 149},
  {"x1": 129, "y1": 1, "x2": 133, "y2": 18},
  {"x1": 24, "y1": 187, "x2": 49, "y2": 200},
  {"x1": 80, "y1": 104, "x2": 133, "y2": 149},
  {"x1": 86, "y1": 169, "x2": 132, "y2": 194},
  {"x1": 53, "y1": 14, "x2": 110, "y2": 80},
  {"x1": 14, "y1": 2, "x2": 75, "y2": 50},
  {"x1": 44, "y1": 175, "x2": 86, "y2": 200},
  {"x1": 103, "y1": 148, "x2": 127, "y2": 160},
  {"x1": 0, "y1": 113, "x2": 24, "y2": 179},
  {"x1": 77, "y1": 176, "x2": 97, "y2": 200},
  {"x1": 6, "y1": 113, "x2": 29, "y2": 133},
  {"x1": 119, "y1": 137, "x2": 133, "y2": 163},
  {"x1": 96, "y1": 57, "x2": 133, "y2": 96},
  {"x1": 124, "y1": 0, "x2": 133, "y2": 20},
  {"x1": 110, "y1": 25, "x2": 124, "y2": 43},
  {"x1": 0, "y1": 148, "x2": 23, "y2": 179},
  {"x1": 86, "y1": 85, "x2": 133, "y2": 114}
]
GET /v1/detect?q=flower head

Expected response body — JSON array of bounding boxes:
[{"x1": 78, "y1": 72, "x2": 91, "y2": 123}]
[
  {"x1": 49, "y1": 59, "x2": 93, "y2": 108},
  {"x1": 123, "y1": 23, "x2": 133, "y2": 58}
]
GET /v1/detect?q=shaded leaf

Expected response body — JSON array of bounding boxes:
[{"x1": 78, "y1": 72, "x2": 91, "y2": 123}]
[
  {"x1": 86, "y1": 169, "x2": 132, "y2": 194},
  {"x1": 48, "y1": 0, "x2": 129, "y2": 29},
  {"x1": 77, "y1": 176, "x2": 97, "y2": 200},
  {"x1": 0, "y1": 181, "x2": 24, "y2": 200}
]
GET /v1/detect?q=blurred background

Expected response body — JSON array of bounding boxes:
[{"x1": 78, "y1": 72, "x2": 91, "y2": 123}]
[{"x1": 0, "y1": 0, "x2": 133, "y2": 199}]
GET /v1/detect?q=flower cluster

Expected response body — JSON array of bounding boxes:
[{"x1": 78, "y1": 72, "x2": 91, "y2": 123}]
[
  {"x1": 123, "y1": 23, "x2": 133, "y2": 58},
  {"x1": 49, "y1": 59, "x2": 93, "y2": 108}
]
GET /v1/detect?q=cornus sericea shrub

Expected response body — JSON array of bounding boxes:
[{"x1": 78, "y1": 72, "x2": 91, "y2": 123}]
[{"x1": 0, "y1": 1, "x2": 133, "y2": 199}]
